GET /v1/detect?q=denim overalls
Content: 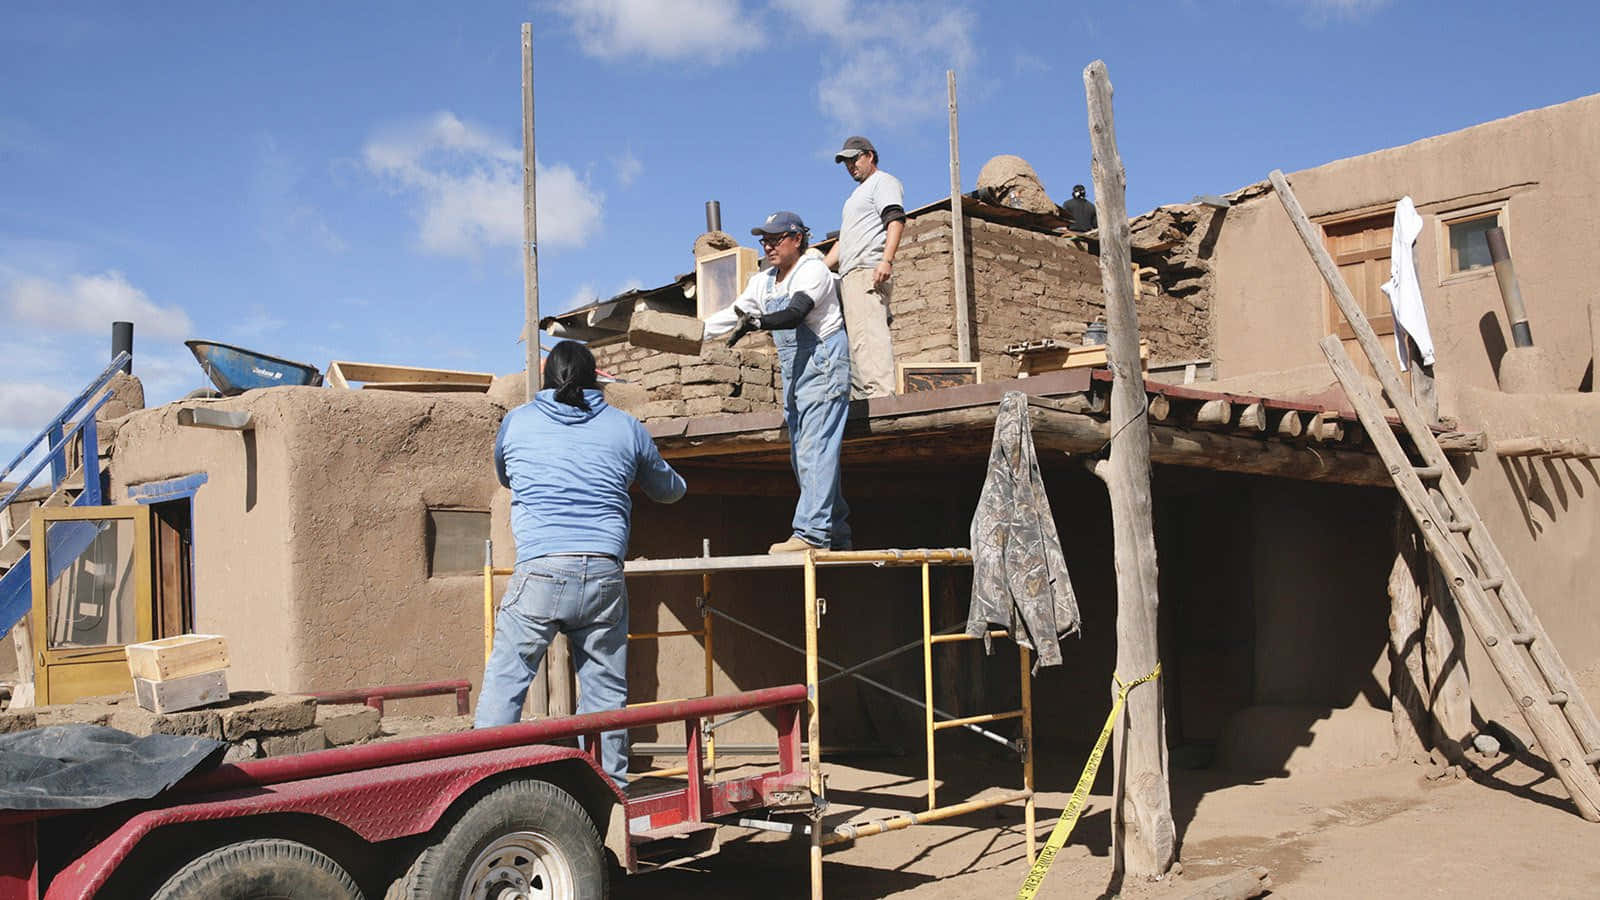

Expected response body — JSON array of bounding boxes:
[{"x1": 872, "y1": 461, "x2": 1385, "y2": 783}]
[{"x1": 765, "y1": 271, "x2": 853, "y2": 549}]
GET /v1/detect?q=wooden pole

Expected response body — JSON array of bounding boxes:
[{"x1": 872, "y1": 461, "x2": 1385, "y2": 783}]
[
  {"x1": 1083, "y1": 60, "x2": 1176, "y2": 878},
  {"x1": 1388, "y1": 504, "x2": 1429, "y2": 763},
  {"x1": 947, "y1": 69, "x2": 973, "y2": 363},
  {"x1": 521, "y1": 23, "x2": 565, "y2": 718}
]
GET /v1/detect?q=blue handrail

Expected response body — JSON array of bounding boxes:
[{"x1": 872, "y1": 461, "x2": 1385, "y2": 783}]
[{"x1": 0, "y1": 351, "x2": 130, "y2": 493}]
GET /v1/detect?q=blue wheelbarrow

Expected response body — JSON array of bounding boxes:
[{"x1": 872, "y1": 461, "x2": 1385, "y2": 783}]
[{"x1": 185, "y1": 340, "x2": 323, "y2": 396}]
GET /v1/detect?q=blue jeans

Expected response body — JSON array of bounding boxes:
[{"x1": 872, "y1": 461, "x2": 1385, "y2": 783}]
[
  {"x1": 772, "y1": 320, "x2": 852, "y2": 549},
  {"x1": 475, "y1": 555, "x2": 630, "y2": 790}
]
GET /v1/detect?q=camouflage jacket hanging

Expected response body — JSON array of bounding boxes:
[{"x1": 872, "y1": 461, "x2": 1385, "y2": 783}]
[{"x1": 967, "y1": 391, "x2": 1081, "y2": 670}]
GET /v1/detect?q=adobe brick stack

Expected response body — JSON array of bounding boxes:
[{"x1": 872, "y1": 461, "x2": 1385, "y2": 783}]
[
  {"x1": 592, "y1": 341, "x2": 782, "y2": 423},
  {"x1": 890, "y1": 212, "x2": 1213, "y2": 380}
]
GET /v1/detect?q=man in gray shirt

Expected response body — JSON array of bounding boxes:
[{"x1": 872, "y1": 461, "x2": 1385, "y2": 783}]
[{"x1": 824, "y1": 135, "x2": 906, "y2": 398}]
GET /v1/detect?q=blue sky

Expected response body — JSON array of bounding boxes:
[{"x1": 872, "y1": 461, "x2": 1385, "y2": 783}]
[{"x1": 2, "y1": 0, "x2": 1596, "y2": 467}]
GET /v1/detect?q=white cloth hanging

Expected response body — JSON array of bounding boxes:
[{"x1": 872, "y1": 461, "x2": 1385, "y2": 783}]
[{"x1": 1379, "y1": 196, "x2": 1435, "y2": 371}]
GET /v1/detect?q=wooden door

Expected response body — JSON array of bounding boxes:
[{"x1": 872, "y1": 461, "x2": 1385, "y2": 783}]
[
  {"x1": 29, "y1": 505, "x2": 153, "y2": 704},
  {"x1": 1324, "y1": 213, "x2": 1401, "y2": 377}
]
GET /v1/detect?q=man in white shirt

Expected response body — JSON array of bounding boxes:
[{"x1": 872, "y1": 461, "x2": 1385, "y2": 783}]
[
  {"x1": 721, "y1": 211, "x2": 852, "y2": 553},
  {"x1": 824, "y1": 136, "x2": 906, "y2": 399}
]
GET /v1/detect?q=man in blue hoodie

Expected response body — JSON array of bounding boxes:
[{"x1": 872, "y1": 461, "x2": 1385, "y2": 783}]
[{"x1": 476, "y1": 341, "x2": 686, "y2": 791}]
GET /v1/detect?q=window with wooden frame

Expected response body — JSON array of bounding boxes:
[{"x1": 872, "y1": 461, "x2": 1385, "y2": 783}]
[
  {"x1": 1321, "y1": 211, "x2": 1394, "y2": 339},
  {"x1": 1438, "y1": 201, "x2": 1505, "y2": 280}
]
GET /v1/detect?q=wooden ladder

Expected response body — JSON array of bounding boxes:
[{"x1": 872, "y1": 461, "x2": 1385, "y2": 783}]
[{"x1": 1271, "y1": 170, "x2": 1600, "y2": 822}]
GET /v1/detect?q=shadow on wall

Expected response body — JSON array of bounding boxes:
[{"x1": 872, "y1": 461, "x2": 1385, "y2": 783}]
[{"x1": 1499, "y1": 456, "x2": 1599, "y2": 539}]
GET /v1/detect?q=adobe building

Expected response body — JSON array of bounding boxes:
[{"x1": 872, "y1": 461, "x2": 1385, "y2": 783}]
[{"x1": 4, "y1": 92, "x2": 1596, "y2": 785}]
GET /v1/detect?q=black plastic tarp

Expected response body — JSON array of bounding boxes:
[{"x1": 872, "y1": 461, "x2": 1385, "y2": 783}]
[{"x1": 0, "y1": 725, "x2": 226, "y2": 811}]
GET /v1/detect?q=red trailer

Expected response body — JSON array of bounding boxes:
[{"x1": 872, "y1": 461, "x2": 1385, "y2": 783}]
[{"x1": 0, "y1": 684, "x2": 809, "y2": 899}]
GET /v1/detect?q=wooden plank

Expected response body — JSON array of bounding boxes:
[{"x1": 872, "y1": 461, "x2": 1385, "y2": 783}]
[
  {"x1": 126, "y1": 634, "x2": 228, "y2": 682},
  {"x1": 327, "y1": 361, "x2": 494, "y2": 387},
  {"x1": 948, "y1": 69, "x2": 972, "y2": 363},
  {"x1": 358, "y1": 382, "x2": 490, "y2": 393},
  {"x1": 1086, "y1": 59, "x2": 1175, "y2": 876},
  {"x1": 134, "y1": 670, "x2": 229, "y2": 714},
  {"x1": 9, "y1": 616, "x2": 34, "y2": 709}
]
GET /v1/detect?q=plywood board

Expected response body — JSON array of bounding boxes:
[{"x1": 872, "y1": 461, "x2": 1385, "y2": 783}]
[{"x1": 327, "y1": 360, "x2": 493, "y2": 392}]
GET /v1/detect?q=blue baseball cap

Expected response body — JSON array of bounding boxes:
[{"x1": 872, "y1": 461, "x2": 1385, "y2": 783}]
[{"x1": 751, "y1": 210, "x2": 808, "y2": 236}]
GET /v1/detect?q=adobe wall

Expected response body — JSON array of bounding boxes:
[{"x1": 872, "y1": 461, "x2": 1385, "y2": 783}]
[
  {"x1": 1209, "y1": 92, "x2": 1600, "y2": 407},
  {"x1": 890, "y1": 214, "x2": 1213, "y2": 382},
  {"x1": 109, "y1": 393, "x2": 302, "y2": 693},
  {"x1": 108, "y1": 388, "x2": 505, "y2": 713},
  {"x1": 1451, "y1": 390, "x2": 1600, "y2": 744}
]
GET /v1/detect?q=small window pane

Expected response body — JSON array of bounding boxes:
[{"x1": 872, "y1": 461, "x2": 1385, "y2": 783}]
[
  {"x1": 1449, "y1": 215, "x2": 1499, "y2": 272},
  {"x1": 43, "y1": 518, "x2": 139, "y2": 648},
  {"x1": 427, "y1": 509, "x2": 490, "y2": 577}
]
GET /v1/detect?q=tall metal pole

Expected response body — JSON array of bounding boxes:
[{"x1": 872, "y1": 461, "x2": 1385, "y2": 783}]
[{"x1": 947, "y1": 70, "x2": 972, "y2": 363}]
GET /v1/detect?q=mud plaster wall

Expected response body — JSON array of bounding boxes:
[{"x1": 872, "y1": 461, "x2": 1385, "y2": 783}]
[
  {"x1": 1452, "y1": 390, "x2": 1600, "y2": 744},
  {"x1": 1209, "y1": 92, "x2": 1600, "y2": 411},
  {"x1": 110, "y1": 388, "x2": 503, "y2": 713}
]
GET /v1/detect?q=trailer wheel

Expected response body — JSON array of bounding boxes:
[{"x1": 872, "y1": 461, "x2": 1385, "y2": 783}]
[
  {"x1": 389, "y1": 778, "x2": 606, "y2": 900},
  {"x1": 151, "y1": 837, "x2": 362, "y2": 899}
]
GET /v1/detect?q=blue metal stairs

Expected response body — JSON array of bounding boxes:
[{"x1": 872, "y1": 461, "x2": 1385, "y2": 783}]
[{"x1": 0, "y1": 352, "x2": 130, "y2": 637}]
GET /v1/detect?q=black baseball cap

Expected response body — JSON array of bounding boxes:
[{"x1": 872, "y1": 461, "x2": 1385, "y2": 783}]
[{"x1": 834, "y1": 136, "x2": 877, "y2": 162}]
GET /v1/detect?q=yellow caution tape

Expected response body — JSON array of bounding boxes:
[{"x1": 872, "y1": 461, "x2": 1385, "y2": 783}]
[{"x1": 1016, "y1": 663, "x2": 1162, "y2": 900}]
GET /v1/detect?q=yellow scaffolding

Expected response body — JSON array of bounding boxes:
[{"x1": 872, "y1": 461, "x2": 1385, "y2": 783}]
[{"x1": 484, "y1": 546, "x2": 1035, "y2": 900}]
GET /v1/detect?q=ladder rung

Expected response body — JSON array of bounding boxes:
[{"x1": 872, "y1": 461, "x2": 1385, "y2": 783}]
[
  {"x1": 1586, "y1": 751, "x2": 1600, "y2": 766},
  {"x1": 1550, "y1": 692, "x2": 1570, "y2": 707},
  {"x1": 1479, "y1": 577, "x2": 1505, "y2": 591},
  {"x1": 1446, "y1": 520, "x2": 1471, "y2": 533},
  {"x1": 1413, "y1": 466, "x2": 1444, "y2": 479},
  {"x1": 1511, "y1": 632, "x2": 1536, "y2": 646}
]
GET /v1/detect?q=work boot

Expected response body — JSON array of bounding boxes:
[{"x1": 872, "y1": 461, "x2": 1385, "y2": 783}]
[{"x1": 769, "y1": 535, "x2": 823, "y2": 554}]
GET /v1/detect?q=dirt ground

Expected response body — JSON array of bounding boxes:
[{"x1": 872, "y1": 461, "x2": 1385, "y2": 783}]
[{"x1": 612, "y1": 749, "x2": 1600, "y2": 898}]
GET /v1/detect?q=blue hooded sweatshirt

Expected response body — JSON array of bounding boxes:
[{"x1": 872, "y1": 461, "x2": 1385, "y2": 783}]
[{"x1": 495, "y1": 388, "x2": 685, "y2": 563}]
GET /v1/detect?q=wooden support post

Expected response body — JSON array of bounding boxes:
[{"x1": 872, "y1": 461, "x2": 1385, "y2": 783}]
[
  {"x1": 1388, "y1": 505, "x2": 1429, "y2": 763},
  {"x1": 1308, "y1": 412, "x2": 1344, "y2": 442},
  {"x1": 1147, "y1": 394, "x2": 1171, "y2": 422},
  {"x1": 1084, "y1": 59, "x2": 1176, "y2": 879},
  {"x1": 1493, "y1": 436, "x2": 1550, "y2": 457},
  {"x1": 522, "y1": 23, "x2": 562, "y2": 718},
  {"x1": 1426, "y1": 559, "x2": 1473, "y2": 761},
  {"x1": 1274, "y1": 410, "x2": 1304, "y2": 438},
  {"x1": 948, "y1": 70, "x2": 973, "y2": 363},
  {"x1": 10, "y1": 616, "x2": 35, "y2": 709}
]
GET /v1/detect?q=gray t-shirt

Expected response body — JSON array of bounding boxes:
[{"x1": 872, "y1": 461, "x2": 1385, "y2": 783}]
[{"x1": 837, "y1": 170, "x2": 905, "y2": 275}]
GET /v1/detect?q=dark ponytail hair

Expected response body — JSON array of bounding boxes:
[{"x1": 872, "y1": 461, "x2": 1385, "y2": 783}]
[{"x1": 546, "y1": 340, "x2": 598, "y2": 411}]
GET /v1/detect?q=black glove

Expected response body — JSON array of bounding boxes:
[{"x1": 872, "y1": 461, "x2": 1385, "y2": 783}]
[{"x1": 726, "y1": 312, "x2": 759, "y2": 347}]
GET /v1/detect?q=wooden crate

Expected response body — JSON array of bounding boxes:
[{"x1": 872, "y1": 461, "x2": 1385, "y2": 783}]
[
  {"x1": 1015, "y1": 339, "x2": 1148, "y2": 377},
  {"x1": 126, "y1": 634, "x2": 229, "y2": 682},
  {"x1": 134, "y1": 670, "x2": 230, "y2": 714}
]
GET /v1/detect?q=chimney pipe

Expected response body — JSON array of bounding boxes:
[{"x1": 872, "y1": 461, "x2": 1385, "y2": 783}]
[
  {"x1": 705, "y1": 201, "x2": 722, "y2": 233},
  {"x1": 112, "y1": 321, "x2": 134, "y2": 373},
  {"x1": 1486, "y1": 227, "x2": 1533, "y2": 348}
]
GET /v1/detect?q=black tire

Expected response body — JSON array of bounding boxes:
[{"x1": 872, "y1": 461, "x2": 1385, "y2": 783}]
[
  {"x1": 152, "y1": 837, "x2": 363, "y2": 899},
  {"x1": 388, "y1": 779, "x2": 606, "y2": 900}
]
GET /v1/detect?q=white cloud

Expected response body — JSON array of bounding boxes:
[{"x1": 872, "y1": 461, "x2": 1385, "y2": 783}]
[
  {"x1": 363, "y1": 112, "x2": 603, "y2": 258},
  {"x1": 774, "y1": 0, "x2": 978, "y2": 133},
  {"x1": 613, "y1": 151, "x2": 643, "y2": 188},
  {"x1": 2, "y1": 270, "x2": 192, "y2": 339},
  {"x1": 554, "y1": 0, "x2": 764, "y2": 63},
  {"x1": 0, "y1": 382, "x2": 72, "y2": 434},
  {"x1": 254, "y1": 135, "x2": 348, "y2": 254},
  {"x1": 1294, "y1": 0, "x2": 1391, "y2": 22}
]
